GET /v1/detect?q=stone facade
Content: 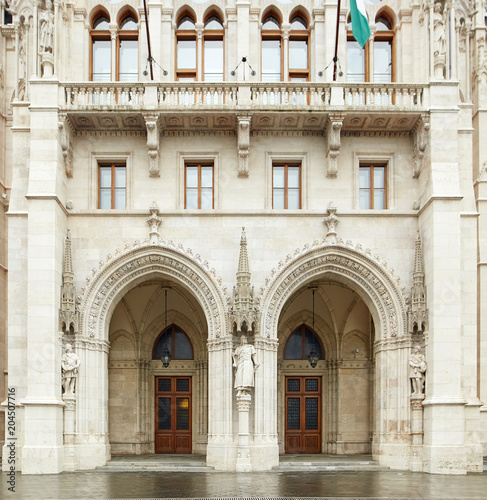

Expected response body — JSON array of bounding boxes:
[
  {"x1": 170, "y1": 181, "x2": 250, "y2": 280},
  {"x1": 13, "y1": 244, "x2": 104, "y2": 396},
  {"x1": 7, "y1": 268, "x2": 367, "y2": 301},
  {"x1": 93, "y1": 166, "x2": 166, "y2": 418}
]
[{"x1": 0, "y1": 0, "x2": 486, "y2": 475}]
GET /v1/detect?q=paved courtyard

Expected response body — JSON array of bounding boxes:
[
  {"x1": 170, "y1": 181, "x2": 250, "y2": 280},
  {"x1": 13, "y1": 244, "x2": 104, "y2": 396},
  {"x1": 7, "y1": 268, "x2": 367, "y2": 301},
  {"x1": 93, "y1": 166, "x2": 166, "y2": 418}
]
[{"x1": 2, "y1": 469, "x2": 487, "y2": 500}]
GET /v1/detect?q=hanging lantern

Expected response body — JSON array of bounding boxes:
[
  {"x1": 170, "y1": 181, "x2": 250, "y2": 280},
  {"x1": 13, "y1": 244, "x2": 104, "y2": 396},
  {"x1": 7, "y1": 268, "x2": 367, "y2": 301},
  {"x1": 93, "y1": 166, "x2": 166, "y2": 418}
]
[
  {"x1": 308, "y1": 287, "x2": 319, "y2": 368},
  {"x1": 161, "y1": 346, "x2": 171, "y2": 368}
]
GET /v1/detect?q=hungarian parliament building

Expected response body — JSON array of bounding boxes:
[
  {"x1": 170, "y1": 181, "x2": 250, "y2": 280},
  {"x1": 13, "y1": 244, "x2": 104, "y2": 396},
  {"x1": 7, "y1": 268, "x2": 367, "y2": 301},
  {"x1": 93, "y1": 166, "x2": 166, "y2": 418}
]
[{"x1": 0, "y1": 0, "x2": 486, "y2": 475}]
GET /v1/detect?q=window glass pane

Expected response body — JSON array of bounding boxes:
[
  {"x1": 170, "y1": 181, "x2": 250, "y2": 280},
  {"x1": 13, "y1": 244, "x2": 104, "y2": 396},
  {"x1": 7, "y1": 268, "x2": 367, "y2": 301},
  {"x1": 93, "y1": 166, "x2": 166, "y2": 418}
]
[
  {"x1": 153, "y1": 330, "x2": 172, "y2": 359},
  {"x1": 174, "y1": 329, "x2": 193, "y2": 359},
  {"x1": 176, "y1": 398, "x2": 190, "y2": 430},
  {"x1": 288, "y1": 189, "x2": 300, "y2": 209},
  {"x1": 374, "y1": 189, "x2": 386, "y2": 209},
  {"x1": 305, "y1": 378, "x2": 319, "y2": 392},
  {"x1": 93, "y1": 17, "x2": 109, "y2": 30},
  {"x1": 288, "y1": 166, "x2": 300, "y2": 188},
  {"x1": 305, "y1": 398, "x2": 319, "y2": 430},
  {"x1": 374, "y1": 167, "x2": 385, "y2": 188},
  {"x1": 115, "y1": 166, "x2": 126, "y2": 187},
  {"x1": 119, "y1": 40, "x2": 138, "y2": 81},
  {"x1": 285, "y1": 330, "x2": 302, "y2": 359},
  {"x1": 120, "y1": 17, "x2": 137, "y2": 30},
  {"x1": 186, "y1": 188, "x2": 198, "y2": 209},
  {"x1": 304, "y1": 328, "x2": 322, "y2": 360},
  {"x1": 177, "y1": 39, "x2": 196, "y2": 69},
  {"x1": 158, "y1": 398, "x2": 171, "y2": 430},
  {"x1": 99, "y1": 189, "x2": 111, "y2": 209},
  {"x1": 262, "y1": 40, "x2": 281, "y2": 81},
  {"x1": 359, "y1": 167, "x2": 370, "y2": 188},
  {"x1": 359, "y1": 189, "x2": 371, "y2": 209},
  {"x1": 374, "y1": 41, "x2": 392, "y2": 83},
  {"x1": 287, "y1": 379, "x2": 300, "y2": 391},
  {"x1": 93, "y1": 40, "x2": 111, "y2": 81},
  {"x1": 263, "y1": 16, "x2": 280, "y2": 30},
  {"x1": 158, "y1": 378, "x2": 171, "y2": 392},
  {"x1": 100, "y1": 166, "x2": 112, "y2": 188},
  {"x1": 204, "y1": 40, "x2": 223, "y2": 81},
  {"x1": 273, "y1": 189, "x2": 285, "y2": 209},
  {"x1": 205, "y1": 16, "x2": 223, "y2": 29},
  {"x1": 273, "y1": 166, "x2": 285, "y2": 188},
  {"x1": 287, "y1": 398, "x2": 300, "y2": 429},
  {"x1": 176, "y1": 378, "x2": 190, "y2": 392},
  {"x1": 186, "y1": 166, "x2": 198, "y2": 188},
  {"x1": 201, "y1": 166, "x2": 213, "y2": 188},
  {"x1": 201, "y1": 188, "x2": 213, "y2": 209},
  {"x1": 178, "y1": 16, "x2": 195, "y2": 30},
  {"x1": 114, "y1": 188, "x2": 125, "y2": 209},
  {"x1": 289, "y1": 40, "x2": 308, "y2": 69},
  {"x1": 290, "y1": 16, "x2": 307, "y2": 30},
  {"x1": 347, "y1": 40, "x2": 365, "y2": 82},
  {"x1": 376, "y1": 16, "x2": 392, "y2": 30}
]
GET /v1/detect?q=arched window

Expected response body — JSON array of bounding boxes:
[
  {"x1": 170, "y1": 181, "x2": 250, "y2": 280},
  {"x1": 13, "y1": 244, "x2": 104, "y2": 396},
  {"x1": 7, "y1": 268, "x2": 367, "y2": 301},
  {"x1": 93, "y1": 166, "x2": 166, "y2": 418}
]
[
  {"x1": 374, "y1": 14, "x2": 394, "y2": 82},
  {"x1": 262, "y1": 14, "x2": 282, "y2": 81},
  {"x1": 152, "y1": 324, "x2": 194, "y2": 360},
  {"x1": 347, "y1": 14, "x2": 367, "y2": 82},
  {"x1": 289, "y1": 15, "x2": 309, "y2": 82},
  {"x1": 176, "y1": 14, "x2": 197, "y2": 80},
  {"x1": 204, "y1": 14, "x2": 224, "y2": 81},
  {"x1": 91, "y1": 14, "x2": 111, "y2": 81},
  {"x1": 118, "y1": 14, "x2": 138, "y2": 81},
  {"x1": 284, "y1": 325, "x2": 323, "y2": 360}
]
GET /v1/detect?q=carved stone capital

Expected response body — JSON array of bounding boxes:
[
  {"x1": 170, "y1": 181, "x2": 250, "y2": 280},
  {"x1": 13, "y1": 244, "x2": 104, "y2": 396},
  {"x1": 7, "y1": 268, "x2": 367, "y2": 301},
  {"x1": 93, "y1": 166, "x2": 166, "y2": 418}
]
[
  {"x1": 237, "y1": 115, "x2": 251, "y2": 177},
  {"x1": 326, "y1": 114, "x2": 344, "y2": 178}
]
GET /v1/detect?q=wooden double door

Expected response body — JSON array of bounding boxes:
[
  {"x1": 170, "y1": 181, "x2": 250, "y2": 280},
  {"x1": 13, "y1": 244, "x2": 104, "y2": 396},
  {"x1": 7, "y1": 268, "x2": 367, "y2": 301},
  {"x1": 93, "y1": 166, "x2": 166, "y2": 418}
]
[
  {"x1": 155, "y1": 376, "x2": 192, "y2": 453},
  {"x1": 285, "y1": 376, "x2": 321, "y2": 454}
]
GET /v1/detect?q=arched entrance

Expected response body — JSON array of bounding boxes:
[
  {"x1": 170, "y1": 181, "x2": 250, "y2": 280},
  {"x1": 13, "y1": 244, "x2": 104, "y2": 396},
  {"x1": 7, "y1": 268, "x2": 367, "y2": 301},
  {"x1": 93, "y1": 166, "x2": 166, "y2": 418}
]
[
  {"x1": 77, "y1": 243, "x2": 227, "y2": 467},
  {"x1": 257, "y1": 241, "x2": 411, "y2": 469}
]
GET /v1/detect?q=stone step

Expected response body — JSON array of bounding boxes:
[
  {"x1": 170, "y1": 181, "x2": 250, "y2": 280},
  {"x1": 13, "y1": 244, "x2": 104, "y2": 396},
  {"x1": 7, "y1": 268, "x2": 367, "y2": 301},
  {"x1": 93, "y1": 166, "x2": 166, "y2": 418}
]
[
  {"x1": 99, "y1": 464, "x2": 216, "y2": 472},
  {"x1": 272, "y1": 464, "x2": 388, "y2": 471}
]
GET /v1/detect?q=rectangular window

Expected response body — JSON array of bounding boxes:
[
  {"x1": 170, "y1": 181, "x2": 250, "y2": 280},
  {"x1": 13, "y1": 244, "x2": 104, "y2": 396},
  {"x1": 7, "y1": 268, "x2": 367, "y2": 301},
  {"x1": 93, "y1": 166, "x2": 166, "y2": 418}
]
[
  {"x1": 359, "y1": 163, "x2": 386, "y2": 209},
  {"x1": 273, "y1": 163, "x2": 301, "y2": 209},
  {"x1": 204, "y1": 39, "x2": 224, "y2": 81},
  {"x1": 262, "y1": 39, "x2": 281, "y2": 82},
  {"x1": 118, "y1": 39, "x2": 138, "y2": 81},
  {"x1": 347, "y1": 39, "x2": 366, "y2": 82},
  {"x1": 185, "y1": 163, "x2": 214, "y2": 209},
  {"x1": 374, "y1": 40, "x2": 392, "y2": 83},
  {"x1": 92, "y1": 39, "x2": 111, "y2": 81},
  {"x1": 99, "y1": 163, "x2": 126, "y2": 209}
]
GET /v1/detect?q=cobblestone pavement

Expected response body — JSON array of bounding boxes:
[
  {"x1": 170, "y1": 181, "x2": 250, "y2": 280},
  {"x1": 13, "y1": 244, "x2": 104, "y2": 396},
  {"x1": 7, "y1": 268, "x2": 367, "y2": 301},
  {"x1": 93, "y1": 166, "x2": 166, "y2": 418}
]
[{"x1": 1, "y1": 469, "x2": 487, "y2": 500}]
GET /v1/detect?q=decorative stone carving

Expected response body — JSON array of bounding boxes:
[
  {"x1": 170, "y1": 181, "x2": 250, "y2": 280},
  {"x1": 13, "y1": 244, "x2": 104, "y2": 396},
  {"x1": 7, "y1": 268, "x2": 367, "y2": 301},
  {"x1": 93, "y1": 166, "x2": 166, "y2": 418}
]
[
  {"x1": 323, "y1": 204, "x2": 340, "y2": 244},
  {"x1": 39, "y1": 0, "x2": 55, "y2": 77},
  {"x1": 233, "y1": 335, "x2": 259, "y2": 397},
  {"x1": 146, "y1": 202, "x2": 163, "y2": 244},
  {"x1": 325, "y1": 114, "x2": 344, "y2": 178},
  {"x1": 237, "y1": 115, "x2": 251, "y2": 177},
  {"x1": 409, "y1": 345, "x2": 427, "y2": 395},
  {"x1": 144, "y1": 113, "x2": 160, "y2": 177},
  {"x1": 59, "y1": 114, "x2": 74, "y2": 178},
  {"x1": 407, "y1": 232, "x2": 428, "y2": 334},
  {"x1": 411, "y1": 114, "x2": 429, "y2": 178},
  {"x1": 60, "y1": 230, "x2": 80, "y2": 334},
  {"x1": 229, "y1": 228, "x2": 260, "y2": 334},
  {"x1": 433, "y1": 1, "x2": 446, "y2": 79},
  {"x1": 61, "y1": 343, "x2": 80, "y2": 395}
]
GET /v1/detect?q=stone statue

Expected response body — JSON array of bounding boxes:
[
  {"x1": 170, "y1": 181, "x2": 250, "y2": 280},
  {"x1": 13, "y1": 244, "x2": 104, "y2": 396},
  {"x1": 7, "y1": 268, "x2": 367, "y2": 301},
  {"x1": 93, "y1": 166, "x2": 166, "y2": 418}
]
[
  {"x1": 39, "y1": 0, "x2": 54, "y2": 55},
  {"x1": 62, "y1": 344, "x2": 80, "y2": 395},
  {"x1": 409, "y1": 345, "x2": 427, "y2": 395},
  {"x1": 433, "y1": 2, "x2": 446, "y2": 57},
  {"x1": 232, "y1": 335, "x2": 259, "y2": 396}
]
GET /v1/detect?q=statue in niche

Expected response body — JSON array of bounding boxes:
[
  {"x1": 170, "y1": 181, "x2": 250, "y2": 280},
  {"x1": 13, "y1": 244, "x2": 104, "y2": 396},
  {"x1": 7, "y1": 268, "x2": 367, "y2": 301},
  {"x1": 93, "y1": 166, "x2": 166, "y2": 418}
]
[
  {"x1": 433, "y1": 2, "x2": 446, "y2": 56},
  {"x1": 409, "y1": 345, "x2": 427, "y2": 395},
  {"x1": 62, "y1": 344, "x2": 80, "y2": 395},
  {"x1": 39, "y1": 0, "x2": 54, "y2": 54},
  {"x1": 233, "y1": 335, "x2": 259, "y2": 397}
]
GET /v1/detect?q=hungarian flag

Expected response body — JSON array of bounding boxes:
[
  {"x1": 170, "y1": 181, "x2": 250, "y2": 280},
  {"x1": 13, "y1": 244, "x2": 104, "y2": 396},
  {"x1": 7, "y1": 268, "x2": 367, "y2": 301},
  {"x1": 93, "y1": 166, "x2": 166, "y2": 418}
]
[{"x1": 350, "y1": 0, "x2": 371, "y2": 48}]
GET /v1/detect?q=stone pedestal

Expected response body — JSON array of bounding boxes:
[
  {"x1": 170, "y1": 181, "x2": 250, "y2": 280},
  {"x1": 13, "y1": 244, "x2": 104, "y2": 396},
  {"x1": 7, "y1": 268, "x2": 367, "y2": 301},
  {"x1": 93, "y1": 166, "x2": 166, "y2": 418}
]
[
  {"x1": 41, "y1": 53, "x2": 54, "y2": 78},
  {"x1": 63, "y1": 394, "x2": 77, "y2": 471},
  {"x1": 434, "y1": 54, "x2": 446, "y2": 79},
  {"x1": 410, "y1": 394, "x2": 424, "y2": 471},
  {"x1": 236, "y1": 392, "x2": 252, "y2": 472}
]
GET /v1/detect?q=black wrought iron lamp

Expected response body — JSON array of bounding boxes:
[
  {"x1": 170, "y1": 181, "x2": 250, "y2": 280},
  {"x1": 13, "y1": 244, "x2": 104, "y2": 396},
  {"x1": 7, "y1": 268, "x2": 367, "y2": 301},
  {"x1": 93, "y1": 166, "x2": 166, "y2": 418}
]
[
  {"x1": 160, "y1": 288, "x2": 171, "y2": 368},
  {"x1": 307, "y1": 287, "x2": 319, "y2": 368}
]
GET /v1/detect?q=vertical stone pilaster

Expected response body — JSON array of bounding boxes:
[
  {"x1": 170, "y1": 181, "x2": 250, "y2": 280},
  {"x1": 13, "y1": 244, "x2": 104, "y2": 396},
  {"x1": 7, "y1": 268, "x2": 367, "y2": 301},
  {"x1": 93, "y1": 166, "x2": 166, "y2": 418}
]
[{"x1": 235, "y1": 393, "x2": 252, "y2": 471}]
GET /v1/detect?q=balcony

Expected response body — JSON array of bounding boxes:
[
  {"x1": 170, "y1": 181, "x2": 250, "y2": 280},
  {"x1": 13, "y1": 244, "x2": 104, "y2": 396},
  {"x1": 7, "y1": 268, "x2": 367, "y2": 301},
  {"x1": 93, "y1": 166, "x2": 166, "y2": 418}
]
[{"x1": 59, "y1": 81, "x2": 428, "y2": 133}]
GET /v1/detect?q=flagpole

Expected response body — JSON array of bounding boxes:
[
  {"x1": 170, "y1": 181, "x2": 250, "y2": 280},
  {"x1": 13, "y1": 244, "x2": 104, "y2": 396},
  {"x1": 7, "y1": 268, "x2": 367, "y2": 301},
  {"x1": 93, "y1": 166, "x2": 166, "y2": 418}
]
[
  {"x1": 142, "y1": 0, "x2": 154, "y2": 80},
  {"x1": 333, "y1": 0, "x2": 342, "y2": 81}
]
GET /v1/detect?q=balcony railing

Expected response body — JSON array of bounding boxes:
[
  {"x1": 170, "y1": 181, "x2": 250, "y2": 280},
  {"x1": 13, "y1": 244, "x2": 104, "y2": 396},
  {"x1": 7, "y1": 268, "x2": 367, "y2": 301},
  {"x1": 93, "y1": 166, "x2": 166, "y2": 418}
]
[{"x1": 61, "y1": 81, "x2": 426, "y2": 112}]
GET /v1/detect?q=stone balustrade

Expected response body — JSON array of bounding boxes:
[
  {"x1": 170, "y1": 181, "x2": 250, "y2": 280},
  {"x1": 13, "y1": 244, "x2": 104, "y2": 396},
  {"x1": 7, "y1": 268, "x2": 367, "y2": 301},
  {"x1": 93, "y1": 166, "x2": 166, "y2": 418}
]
[{"x1": 61, "y1": 81, "x2": 426, "y2": 112}]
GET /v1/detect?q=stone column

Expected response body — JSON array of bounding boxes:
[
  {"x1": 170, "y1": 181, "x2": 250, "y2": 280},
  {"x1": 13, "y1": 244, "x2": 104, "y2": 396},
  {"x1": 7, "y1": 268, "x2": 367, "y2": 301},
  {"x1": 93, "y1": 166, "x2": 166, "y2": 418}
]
[
  {"x1": 282, "y1": 27, "x2": 289, "y2": 80},
  {"x1": 235, "y1": 393, "x2": 252, "y2": 471},
  {"x1": 410, "y1": 395, "x2": 424, "y2": 472},
  {"x1": 62, "y1": 394, "x2": 76, "y2": 471},
  {"x1": 196, "y1": 26, "x2": 203, "y2": 81}
]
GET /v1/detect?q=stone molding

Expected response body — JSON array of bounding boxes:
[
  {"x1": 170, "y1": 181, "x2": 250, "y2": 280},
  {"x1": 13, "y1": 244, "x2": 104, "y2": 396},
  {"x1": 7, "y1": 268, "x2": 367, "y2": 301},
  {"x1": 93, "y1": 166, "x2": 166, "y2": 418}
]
[
  {"x1": 259, "y1": 239, "x2": 408, "y2": 341},
  {"x1": 79, "y1": 242, "x2": 228, "y2": 341}
]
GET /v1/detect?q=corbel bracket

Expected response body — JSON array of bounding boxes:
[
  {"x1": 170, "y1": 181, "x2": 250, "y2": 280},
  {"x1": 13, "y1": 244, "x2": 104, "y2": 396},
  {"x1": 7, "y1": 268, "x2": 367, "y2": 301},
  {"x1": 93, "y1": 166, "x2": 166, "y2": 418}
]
[
  {"x1": 58, "y1": 113, "x2": 74, "y2": 178},
  {"x1": 144, "y1": 113, "x2": 160, "y2": 177},
  {"x1": 326, "y1": 114, "x2": 344, "y2": 178},
  {"x1": 412, "y1": 114, "x2": 429, "y2": 179},
  {"x1": 237, "y1": 115, "x2": 251, "y2": 177}
]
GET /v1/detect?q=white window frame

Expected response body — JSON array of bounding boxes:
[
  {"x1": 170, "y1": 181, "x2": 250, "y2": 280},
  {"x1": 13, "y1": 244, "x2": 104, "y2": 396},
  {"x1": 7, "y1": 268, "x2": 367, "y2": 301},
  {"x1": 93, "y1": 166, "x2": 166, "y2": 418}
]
[
  {"x1": 178, "y1": 152, "x2": 220, "y2": 209},
  {"x1": 265, "y1": 152, "x2": 309, "y2": 210},
  {"x1": 353, "y1": 152, "x2": 394, "y2": 210},
  {"x1": 91, "y1": 152, "x2": 133, "y2": 210}
]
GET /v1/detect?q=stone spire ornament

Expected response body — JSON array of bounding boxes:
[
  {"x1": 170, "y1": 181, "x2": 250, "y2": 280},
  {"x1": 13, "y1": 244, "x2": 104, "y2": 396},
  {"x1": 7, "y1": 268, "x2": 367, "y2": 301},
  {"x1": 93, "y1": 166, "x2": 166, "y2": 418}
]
[
  {"x1": 229, "y1": 228, "x2": 259, "y2": 335},
  {"x1": 146, "y1": 202, "x2": 163, "y2": 244},
  {"x1": 323, "y1": 203, "x2": 340, "y2": 244},
  {"x1": 408, "y1": 231, "x2": 428, "y2": 334},
  {"x1": 59, "y1": 230, "x2": 80, "y2": 334}
]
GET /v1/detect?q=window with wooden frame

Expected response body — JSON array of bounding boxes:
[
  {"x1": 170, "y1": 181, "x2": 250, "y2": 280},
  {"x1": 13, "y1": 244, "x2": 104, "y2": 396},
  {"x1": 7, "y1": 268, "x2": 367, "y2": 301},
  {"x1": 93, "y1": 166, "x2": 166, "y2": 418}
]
[
  {"x1": 284, "y1": 325, "x2": 323, "y2": 360},
  {"x1": 374, "y1": 14, "x2": 395, "y2": 83},
  {"x1": 98, "y1": 162, "x2": 126, "y2": 209},
  {"x1": 117, "y1": 13, "x2": 138, "y2": 81},
  {"x1": 185, "y1": 163, "x2": 214, "y2": 209},
  {"x1": 91, "y1": 14, "x2": 111, "y2": 81},
  {"x1": 203, "y1": 14, "x2": 224, "y2": 81},
  {"x1": 273, "y1": 163, "x2": 301, "y2": 209},
  {"x1": 359, "y1": 163, "x2": 387, "y2": 209},
  {"x1": 262, "y1": 14, "x2": 282, "y2": 82},
  {"x1": 176, "y1": 14, "x2": 197, "y2": 81},
  {"x1": 346, "y1": 14, "x2": 368, "y2": 82},
  {"x1": 288, "y1": 15, "x2": 309, "y2": 82}
]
